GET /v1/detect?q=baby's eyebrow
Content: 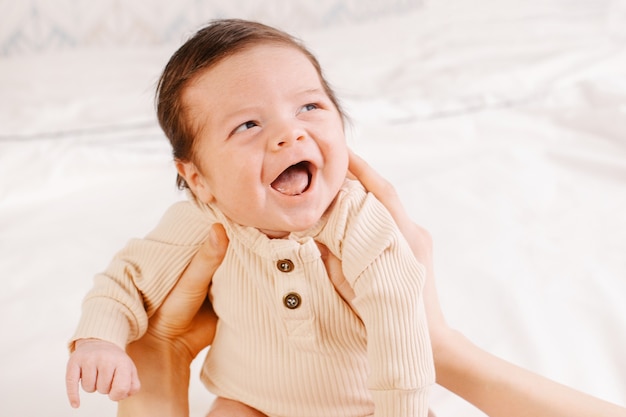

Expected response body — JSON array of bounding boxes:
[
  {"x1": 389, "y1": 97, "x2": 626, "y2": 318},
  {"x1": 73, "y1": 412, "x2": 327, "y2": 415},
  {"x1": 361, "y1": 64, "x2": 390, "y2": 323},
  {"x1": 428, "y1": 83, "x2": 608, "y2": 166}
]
[
  {"x1": 298, "y1": 87, "x2": 324, "y2": 94},
  {"x1": 295, "y1": 87, "x2": 327, "y2": 98}
]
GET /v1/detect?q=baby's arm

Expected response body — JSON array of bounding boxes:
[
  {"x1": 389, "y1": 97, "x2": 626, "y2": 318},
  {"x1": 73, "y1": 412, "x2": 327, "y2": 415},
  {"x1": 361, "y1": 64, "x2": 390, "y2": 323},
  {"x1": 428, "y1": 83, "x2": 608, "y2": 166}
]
[
  {"x1": 66, "y1": 338, "x2": 140, "y2": 408},
  {"x1": 324, "y1": 181, "x2": 435, "y2": 417},
  {"x1": 67, "y1": 201, "x2": 214, "y2": 407},
  {"x1": 350, "y1": 236, "x2": 434, "y2": 417}
]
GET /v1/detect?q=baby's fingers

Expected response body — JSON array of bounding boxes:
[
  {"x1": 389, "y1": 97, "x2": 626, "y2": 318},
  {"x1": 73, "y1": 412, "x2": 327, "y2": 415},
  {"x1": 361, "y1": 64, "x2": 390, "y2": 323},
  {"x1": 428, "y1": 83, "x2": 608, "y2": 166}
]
[
  {"x1": 108, "y1": 362, "x2": 141, "y2": 401},
  {"x1": 65, "y1": 361, "x2": 82, "y2": 408}
]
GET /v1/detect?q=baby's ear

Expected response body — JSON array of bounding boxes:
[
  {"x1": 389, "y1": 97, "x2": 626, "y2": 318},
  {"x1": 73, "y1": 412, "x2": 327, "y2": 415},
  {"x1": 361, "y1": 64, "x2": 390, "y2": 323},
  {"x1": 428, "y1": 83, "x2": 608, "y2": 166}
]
[{"x1": 175, "y1": 160, "x2": 215, "y2": 203}]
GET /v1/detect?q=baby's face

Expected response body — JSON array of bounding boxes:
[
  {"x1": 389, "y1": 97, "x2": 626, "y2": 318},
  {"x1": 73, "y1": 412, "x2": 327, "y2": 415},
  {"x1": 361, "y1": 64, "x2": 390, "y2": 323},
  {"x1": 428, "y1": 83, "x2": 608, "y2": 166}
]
[{"x1": 180, "y1": 43, "x2": 348, "y2": 238}]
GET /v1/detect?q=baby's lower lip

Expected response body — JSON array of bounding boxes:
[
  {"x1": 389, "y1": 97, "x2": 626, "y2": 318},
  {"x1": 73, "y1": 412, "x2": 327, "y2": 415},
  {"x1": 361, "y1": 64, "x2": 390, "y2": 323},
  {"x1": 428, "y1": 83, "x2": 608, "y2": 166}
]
[
  {"x1": 272, "y1": 181, "x2": 311, "y2": 196},
  {"x1": 271, "y1": 162, "x2": 312, "y2": 196}
]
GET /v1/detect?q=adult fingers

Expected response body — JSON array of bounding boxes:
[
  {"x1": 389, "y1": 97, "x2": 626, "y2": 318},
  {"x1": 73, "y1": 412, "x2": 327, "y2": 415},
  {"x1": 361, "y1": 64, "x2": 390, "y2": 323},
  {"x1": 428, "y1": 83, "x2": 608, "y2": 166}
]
[
  {"x1": 154, "y1": 223, "x2": 229, "y2": 325},
  {"x1": 348, "y1": 150, "x2": 447, "y2": 328},
  {"x1": 348, "y1": 149, "x2": 423, "y2": 256},
  {"x1": 317, "y1": 242, "x2": 357, "y2": 310},
  {"x1": 348, "y1": 150, "x2": 409, "y2": 229}
]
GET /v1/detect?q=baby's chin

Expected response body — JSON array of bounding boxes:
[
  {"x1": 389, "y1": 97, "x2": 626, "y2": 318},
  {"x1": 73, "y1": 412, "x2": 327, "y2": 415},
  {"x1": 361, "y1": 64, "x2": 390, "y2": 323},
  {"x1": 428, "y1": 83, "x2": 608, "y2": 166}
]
[
  {"x1": 259, "y1": 223, "x2": 314, "y2": 239},
  {"x1": 259, "y1": 229, "x2": 290, "y2": 239},
  {"x1": 257, "y1": 214, "x2": 324, "y2": 239}
]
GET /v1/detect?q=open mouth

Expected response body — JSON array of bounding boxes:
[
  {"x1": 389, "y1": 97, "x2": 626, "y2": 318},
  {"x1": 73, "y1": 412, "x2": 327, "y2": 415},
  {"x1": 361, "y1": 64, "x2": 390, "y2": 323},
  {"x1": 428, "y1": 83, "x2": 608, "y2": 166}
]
[{"x1": 270, "y1": 161, "x2": 312, "y2": 196}]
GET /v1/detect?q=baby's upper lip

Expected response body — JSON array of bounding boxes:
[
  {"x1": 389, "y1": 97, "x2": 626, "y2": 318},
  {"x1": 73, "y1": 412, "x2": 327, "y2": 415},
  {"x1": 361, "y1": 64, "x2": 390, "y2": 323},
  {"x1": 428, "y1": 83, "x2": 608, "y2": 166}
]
[
  {"x1": 273, "y1": 160, "x2": 311, "y2": 179},
  {"x1": 269, "y1": 153, "x2": 318, "y2": 185}
]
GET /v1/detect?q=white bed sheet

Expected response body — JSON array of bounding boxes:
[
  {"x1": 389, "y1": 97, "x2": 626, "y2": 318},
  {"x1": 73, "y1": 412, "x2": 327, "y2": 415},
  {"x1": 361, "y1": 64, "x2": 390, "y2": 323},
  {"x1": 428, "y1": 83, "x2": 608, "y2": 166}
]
[{"x1": 1, "y1": 1, "x2": 625, "y2": 416}]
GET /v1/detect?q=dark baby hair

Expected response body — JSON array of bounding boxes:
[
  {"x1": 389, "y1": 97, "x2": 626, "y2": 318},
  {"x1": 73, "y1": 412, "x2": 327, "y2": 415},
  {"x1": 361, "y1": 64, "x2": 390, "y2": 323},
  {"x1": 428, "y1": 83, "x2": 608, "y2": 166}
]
[{"x1": 155, "y1": 18, "x2": 345, "y2": 189}]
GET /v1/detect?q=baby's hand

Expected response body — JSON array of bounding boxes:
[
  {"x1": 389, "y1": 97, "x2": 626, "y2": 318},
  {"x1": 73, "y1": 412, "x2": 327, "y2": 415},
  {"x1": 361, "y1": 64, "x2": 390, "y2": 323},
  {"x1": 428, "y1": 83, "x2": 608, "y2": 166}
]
[{"x1": 66, "y1": 338, "x2": 140, "y2": 408}]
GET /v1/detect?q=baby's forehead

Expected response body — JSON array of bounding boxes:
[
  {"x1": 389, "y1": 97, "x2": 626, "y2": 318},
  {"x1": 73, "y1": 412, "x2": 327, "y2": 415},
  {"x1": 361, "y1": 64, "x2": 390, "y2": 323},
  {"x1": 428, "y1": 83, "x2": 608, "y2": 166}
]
[
  {"x1": 181, "y1": 43, "x2": 330, "y2": 117},
  {"x1": 217, "y1": 42, "x2": 316, "y2": 71},
  {"x1": 188, "y1": 43, "x2": 322, "y2": 92}
]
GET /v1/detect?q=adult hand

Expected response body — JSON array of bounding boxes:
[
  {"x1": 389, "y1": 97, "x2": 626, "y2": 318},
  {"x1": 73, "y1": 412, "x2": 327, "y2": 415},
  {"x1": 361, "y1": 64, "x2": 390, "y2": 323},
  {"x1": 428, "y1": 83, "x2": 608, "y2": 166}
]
[
  {"x1": 347, "y1": 150, "x2": 448, "y2": 333},
  {"x1": 117, "y1": 223, "x2": 228, "y2": 417},
  {"x1": 143, "y1": 222, "x2": 228, "y2": 358},
  {"x1": 348, "y1": 150, "x2": 626, "y2": 417}
]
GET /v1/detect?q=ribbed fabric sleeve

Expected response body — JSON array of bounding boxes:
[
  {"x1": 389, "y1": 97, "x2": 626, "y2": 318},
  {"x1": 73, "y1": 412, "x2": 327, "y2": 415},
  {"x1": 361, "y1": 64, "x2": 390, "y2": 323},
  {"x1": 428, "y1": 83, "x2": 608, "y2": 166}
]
[
  {"x1": 318, "y1": 180, "x2": 435, "y2": 417},
  {"x1": 70, "y1": 200, "x2": 216, "y2": 349}
]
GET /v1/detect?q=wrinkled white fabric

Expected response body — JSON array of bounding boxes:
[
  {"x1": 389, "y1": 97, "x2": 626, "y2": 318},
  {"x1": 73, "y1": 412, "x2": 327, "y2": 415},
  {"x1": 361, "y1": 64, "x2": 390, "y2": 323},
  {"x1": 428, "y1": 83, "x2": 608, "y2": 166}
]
[{"x1": 1, "y1": 1, "x2": 625, "y2": 416}]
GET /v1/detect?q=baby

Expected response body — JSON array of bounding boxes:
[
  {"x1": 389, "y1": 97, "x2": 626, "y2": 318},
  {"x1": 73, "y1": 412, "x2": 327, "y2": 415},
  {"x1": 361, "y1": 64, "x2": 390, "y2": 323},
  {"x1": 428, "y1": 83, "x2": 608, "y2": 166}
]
[{"x1": 66, "y1": 19, "x2": 434, "y2": 417}]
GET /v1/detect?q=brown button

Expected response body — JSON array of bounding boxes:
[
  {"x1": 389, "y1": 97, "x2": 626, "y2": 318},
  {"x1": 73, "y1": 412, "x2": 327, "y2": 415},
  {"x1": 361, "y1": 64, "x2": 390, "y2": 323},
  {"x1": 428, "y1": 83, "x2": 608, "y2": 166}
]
[
  {"x1": 276, "y1": 259, "x2": 294, "y2": 273},
  {"x1": 283, "y1": 292, "x2": 301, "y2": 309}
]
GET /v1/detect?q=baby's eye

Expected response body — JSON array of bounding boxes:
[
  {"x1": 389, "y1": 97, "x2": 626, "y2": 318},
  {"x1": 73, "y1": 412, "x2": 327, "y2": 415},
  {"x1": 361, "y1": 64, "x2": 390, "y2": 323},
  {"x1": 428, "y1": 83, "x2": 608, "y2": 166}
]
[
  {"x1": 232, "y1": 121, "x2": 258, "y2": 135},
  {"x1": 300, "y1": 103, "x2": 319, "y2": 113}
]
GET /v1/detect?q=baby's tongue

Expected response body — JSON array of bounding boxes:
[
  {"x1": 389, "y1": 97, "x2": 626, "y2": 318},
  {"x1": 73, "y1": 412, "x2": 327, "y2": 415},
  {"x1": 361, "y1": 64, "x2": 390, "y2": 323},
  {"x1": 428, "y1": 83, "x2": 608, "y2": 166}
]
[{"x1": 271, "y1": 163, "x2": 310, "y2": 196}]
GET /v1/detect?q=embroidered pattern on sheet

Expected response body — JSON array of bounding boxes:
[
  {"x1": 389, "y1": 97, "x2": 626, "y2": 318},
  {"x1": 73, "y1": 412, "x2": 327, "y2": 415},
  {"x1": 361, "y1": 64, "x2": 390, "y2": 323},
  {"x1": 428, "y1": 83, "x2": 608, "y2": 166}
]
[{"x1": 0, "y1": 0, "x2": 423, "y2": 56}]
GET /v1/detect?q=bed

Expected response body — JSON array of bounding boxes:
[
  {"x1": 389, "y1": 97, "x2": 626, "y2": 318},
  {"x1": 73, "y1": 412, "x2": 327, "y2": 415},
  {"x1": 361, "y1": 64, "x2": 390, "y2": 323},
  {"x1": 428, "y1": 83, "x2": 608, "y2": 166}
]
[{"x1": 1, "y1": 0, "x2": 625, "y2": 415}]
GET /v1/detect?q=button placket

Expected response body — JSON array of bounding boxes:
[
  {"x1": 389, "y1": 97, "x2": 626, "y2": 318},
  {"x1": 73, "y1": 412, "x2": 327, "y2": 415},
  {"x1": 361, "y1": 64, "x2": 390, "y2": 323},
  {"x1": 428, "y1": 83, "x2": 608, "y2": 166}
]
[
  {"x1": 276, "y1": 259, "x2": 301, "y2": 309},
  {"x1": 270, "y1": 242, "x2": 318, "y2": 345}
]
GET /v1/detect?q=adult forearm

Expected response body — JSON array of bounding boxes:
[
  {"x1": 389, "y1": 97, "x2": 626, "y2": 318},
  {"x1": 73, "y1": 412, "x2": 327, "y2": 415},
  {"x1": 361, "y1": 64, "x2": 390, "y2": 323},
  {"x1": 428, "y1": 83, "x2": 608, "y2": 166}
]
[
  {"x1": 435, "y1": 328, "x2": 626, "y2": 417},
  {"x1": 117, "y1": 337, "x2": 192, "y2": 417}
]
